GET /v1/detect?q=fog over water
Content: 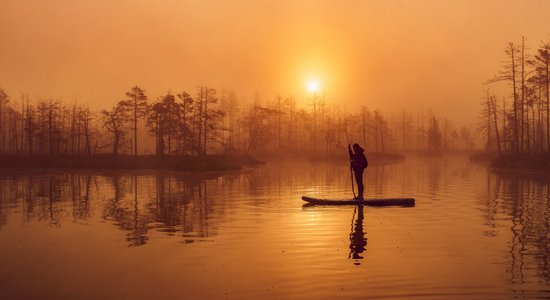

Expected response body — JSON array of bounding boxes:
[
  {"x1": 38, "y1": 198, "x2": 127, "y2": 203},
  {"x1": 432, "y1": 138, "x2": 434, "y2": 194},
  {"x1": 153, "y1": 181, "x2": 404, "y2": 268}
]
[
  {"x1": 1, "y1": 156, "x2": 550, "y2": 299},
  {"x1": 3, "y1": 1, "x2": 550, "y2": 299}
]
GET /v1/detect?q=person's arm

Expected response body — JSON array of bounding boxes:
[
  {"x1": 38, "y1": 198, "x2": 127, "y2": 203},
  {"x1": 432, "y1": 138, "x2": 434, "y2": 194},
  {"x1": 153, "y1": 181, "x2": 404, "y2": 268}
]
[
  {"x1": 362, "y1": 153, "x2": 368, "y2": 168},
  {"x1": 348, "y1": 144, "x2": 353, "y2": 157}
]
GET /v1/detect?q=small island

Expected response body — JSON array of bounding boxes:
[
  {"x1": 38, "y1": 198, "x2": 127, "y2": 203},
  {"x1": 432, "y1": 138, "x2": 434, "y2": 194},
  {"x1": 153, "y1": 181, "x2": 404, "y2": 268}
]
[{"x1": 472, "y1": 36, "x2": 550, "y2": 171}]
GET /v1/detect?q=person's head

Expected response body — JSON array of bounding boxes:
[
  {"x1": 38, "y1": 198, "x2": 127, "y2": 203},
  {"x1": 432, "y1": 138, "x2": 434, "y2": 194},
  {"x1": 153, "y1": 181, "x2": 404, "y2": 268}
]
[{"x1": 353, "y1": 143, "x2": 364, "y2": 153}]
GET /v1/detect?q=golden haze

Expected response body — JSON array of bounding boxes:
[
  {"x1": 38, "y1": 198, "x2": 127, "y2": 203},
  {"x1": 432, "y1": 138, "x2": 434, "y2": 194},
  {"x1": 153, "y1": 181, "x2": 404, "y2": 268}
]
[{"x1": 1, "y1": 0, "x2": 550, "y2": 125}]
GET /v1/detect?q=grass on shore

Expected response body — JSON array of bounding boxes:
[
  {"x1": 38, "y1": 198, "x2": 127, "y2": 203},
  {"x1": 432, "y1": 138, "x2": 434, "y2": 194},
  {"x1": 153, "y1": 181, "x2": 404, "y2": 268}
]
[
  {"x1": 0, "y1": 154, "x2": 264, "y2": 171},
  {"x1": 491, "y1": 153, "x2": 550, "y2": 170}
]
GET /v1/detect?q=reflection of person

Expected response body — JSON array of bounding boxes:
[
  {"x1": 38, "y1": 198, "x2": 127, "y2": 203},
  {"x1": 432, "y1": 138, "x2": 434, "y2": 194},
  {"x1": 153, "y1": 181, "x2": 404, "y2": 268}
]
[
  {"x1": 349, "y1": 205, "x2": 367, "y2": 261},
  {"x1": 348, "y1": 143, "x2": 369, "y2": 200}
]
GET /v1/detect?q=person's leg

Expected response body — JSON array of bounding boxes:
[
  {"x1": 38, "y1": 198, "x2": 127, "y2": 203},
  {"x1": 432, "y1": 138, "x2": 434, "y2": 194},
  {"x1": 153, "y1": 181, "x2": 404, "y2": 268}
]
[{"x1": 354, "y1": 170, "x2": 364, "y2": 199}]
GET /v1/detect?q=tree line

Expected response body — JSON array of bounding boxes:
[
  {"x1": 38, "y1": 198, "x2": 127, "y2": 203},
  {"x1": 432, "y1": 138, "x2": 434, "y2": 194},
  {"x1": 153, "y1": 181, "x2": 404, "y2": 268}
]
[
  {"x1": 481, "y1": 36, "x2": 550, "y2": 155},
  {"x1": 0, "y1": 86, "x2": 225, "y2": 156},
  {"x1": 0, "y1": 85, "x2": 474, "y2": 157}
]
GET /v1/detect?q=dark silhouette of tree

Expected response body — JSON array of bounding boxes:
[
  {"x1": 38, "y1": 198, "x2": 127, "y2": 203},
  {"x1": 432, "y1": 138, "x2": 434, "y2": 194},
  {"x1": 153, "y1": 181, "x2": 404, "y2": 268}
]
[
  {"x1": 503, "y1": 42, "x2": 520, "y2": 152},
  {"x1": 533, "y1": 41, "x2": 550, "y2": 152},
  {"x1": 101, "y1": 101, "x2": 130, "y2": 155},
  {"x1": 24, "y1": 100, "x2": 35, "y2": 155},
  {"x1": 373, "y1": 110, "x2": 388, "y2": 152},
  {"x1": 486, "y1": 42, "x2": 521, "y2": 152},
  {"x1": 479, "y1": 91, "x2": 503, "y2": 154},
  {"x1": 481, "y1": 37, "x2": 550, "y2": 155},
  {"x1": 146, "y1": 93, "x2": 182, "y2": 156},
  {"x1": 491, "y1": 95, "x2": 502, "y2": 155},
  {"x1": 122, "y1": 86, "x2": 148, "y2": 157},
  {"x1": 79, "y1": 105, "x2": 94, "y2": 155},
  {"x1": 0, "y1": 80, "x2": 480, "y2": 157},
  {"x1": 427, "y1": 114, "x2": 442, "y2": 151},
  {"x1": 193, "y1": 87, "x2": 221, "y2": 155},
  {"x1": 0, "y1": 88, "x2": 8, "y2": 152},
  {"x1": 177, "y1": 91, "x2": 194, "y2": 155},
  {"x1": 240, "y1": 105, "x2": 277, "y2": 153},
  {"x1": 219, "y1": 90, "x2": 240, "y2": 153}
]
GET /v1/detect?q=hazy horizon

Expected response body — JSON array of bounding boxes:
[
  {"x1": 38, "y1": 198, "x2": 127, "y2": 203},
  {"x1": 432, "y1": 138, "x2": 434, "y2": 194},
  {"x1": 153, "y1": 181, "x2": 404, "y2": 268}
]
[
  {"x1": 4, "y1": 3, "x2": 550, "y2": 299},
  {"x1": 2, "y1": 0, "x2": 550, "y2": 126}
]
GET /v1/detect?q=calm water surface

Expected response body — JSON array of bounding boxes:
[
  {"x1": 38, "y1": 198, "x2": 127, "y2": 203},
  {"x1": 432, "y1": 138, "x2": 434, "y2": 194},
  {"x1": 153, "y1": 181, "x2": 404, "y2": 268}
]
[{"x1": 1, "y1": 155, "x2": 550, "y2": 299}]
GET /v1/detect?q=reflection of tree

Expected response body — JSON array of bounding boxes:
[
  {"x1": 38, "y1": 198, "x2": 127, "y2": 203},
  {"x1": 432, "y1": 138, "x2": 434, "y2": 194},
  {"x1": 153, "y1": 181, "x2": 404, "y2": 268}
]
[
  {"x1": 375, "y1": 166, "x2": 384, "y2": 196},
  {"x1": 23, "y1": 176, "x2": 35, "y2": 224},
  {"x1": 0, "y1": 184, "x2": 7, "y2": 229},
  {"x1": 0, "y1": 174, "x2": 76, "y2": 227},
  {"x1": 102, "y1": 175, "x2": 149, "y2": 247},
  {"x1": 71, "y1": 174, "x2": 92, "y2": 221},
  {"x1": 28, "y1": 176, "x2": 65, "y2": 226},
  {"x1": 97, "y1": 173, "x2": 219, "y2": 246},
  {"x1": 151, "y1": 176, "x2": 213, "y2": 244},
  {"x1": 481, "y1": 169, "x2": 499, "y2": 238},
  {"x1": 426, "y1": 159, "x2": 441, "y2": 196},
  {"x1": 0, "y1": 172, "x2": 223, "y2": 246},
  {"x1": 485, "y1": 171, "x2": 550, "y2": 285},
  {"x1": 349, "y1": 205, "x2": 367, "y2": 264}
]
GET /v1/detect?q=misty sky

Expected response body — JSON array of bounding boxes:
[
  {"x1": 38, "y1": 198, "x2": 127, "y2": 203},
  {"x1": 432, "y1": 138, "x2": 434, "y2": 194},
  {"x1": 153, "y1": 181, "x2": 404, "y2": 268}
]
[{"x1": 1, "y1": 0, "x2": 550, "y2": 125}]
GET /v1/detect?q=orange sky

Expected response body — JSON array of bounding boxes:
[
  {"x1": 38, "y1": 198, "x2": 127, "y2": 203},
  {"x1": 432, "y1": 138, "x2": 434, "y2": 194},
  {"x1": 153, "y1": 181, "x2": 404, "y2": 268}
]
[{"x1": 1, "y1": 0, "x2": 550, "y2": 125}]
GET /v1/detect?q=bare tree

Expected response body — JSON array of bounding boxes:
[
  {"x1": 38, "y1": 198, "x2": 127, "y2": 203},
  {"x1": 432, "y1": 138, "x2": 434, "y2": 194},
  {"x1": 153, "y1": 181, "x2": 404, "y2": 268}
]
[
  {"x1": 487, "y1": 42, "x2": 521, "y2": 152},
  {"x1": 533, "y1": 41, "x2": 550, "y2": 152},
  {"x1": 101, "y1": 101, "x2": 130, "y2": 156},
  {"x1": 427, "y1": 113, "x2": 442, "y2": 152},
  {"x1": 176, "y1": 91, "x2": 194, "y2": 155},
  {"x1": 0, "y1": 88, "x2": 9, "y2": 153},
  {"x1": 122, "y1": 86, "x2": 148, "y2": 157},
  {"x1": 79, "y1": 105, "x2": 93, "y2": 156}
]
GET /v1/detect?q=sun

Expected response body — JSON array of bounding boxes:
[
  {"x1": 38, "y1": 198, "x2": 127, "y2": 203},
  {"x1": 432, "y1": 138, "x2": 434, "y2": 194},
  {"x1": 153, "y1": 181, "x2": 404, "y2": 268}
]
[{"x1": 306, "y1": 80, "x2": 320, "y2": 93}]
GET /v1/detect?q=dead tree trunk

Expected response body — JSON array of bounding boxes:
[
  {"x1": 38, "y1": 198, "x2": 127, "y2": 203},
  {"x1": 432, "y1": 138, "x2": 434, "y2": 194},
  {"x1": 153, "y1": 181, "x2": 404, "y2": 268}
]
[{"x1": 491, "y1": 96, "x2": 502, "y2": 155}]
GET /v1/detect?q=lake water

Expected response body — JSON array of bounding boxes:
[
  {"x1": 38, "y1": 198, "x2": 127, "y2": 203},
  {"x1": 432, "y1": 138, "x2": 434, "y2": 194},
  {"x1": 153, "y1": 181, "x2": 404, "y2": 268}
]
[{"x1": 1, "y1": 154, "x2": 550, "y2": 299}]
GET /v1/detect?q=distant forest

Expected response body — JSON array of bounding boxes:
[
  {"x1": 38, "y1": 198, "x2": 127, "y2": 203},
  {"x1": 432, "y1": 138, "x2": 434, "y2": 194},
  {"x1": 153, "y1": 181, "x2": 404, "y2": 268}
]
[
  {"x1": 481, "y1": 36, "x2": 550, "y2": 155},
  {"x1": 0, "y1": 86, "x2": 475, "y2": 157}
]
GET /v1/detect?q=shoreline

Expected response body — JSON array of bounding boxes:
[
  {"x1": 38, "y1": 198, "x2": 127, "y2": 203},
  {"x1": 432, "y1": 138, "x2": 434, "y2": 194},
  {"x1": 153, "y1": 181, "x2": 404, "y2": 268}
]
[
  {"x1": 490, "y1": 153, "x2": 550, "y2": 171},
  {"x1": 0, "y1": 154, "x2": 265, "y2": 171},
  {"x1": 470, "y1": 152, "x2": 550, "y2": 171}
]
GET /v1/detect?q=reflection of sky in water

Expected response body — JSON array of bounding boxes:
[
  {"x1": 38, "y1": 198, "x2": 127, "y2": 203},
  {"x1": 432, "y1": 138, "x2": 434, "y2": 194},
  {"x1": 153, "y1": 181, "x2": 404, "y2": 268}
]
[{"x1": 0, "y1": 155, "x2": 549, "y2": 299}]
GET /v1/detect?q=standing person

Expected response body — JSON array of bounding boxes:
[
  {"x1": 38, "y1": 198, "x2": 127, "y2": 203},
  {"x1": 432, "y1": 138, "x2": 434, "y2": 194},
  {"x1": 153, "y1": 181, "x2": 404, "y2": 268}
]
[{"x1": 348, "y1": 143, "x2": 368, "y2": 200}]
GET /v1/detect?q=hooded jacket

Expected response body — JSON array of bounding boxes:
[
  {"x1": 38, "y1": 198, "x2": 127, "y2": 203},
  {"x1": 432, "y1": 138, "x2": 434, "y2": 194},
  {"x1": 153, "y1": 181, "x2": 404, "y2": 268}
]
[{"x1": 349, "y1": 146, "x2": 368, "y2": 171}]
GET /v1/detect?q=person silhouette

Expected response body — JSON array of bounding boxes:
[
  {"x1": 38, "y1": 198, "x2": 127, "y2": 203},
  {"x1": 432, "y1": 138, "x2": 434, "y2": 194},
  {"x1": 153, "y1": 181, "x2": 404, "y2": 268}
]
[{"x1": 348, "y1": 143, "x2": 368, "y2": 200}]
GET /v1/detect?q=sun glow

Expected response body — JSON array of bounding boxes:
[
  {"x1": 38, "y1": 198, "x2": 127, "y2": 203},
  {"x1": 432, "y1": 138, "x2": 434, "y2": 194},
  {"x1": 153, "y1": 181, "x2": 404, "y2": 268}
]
[{"x1": 307, "y1": 80, "x2": 320, "y2": 93}]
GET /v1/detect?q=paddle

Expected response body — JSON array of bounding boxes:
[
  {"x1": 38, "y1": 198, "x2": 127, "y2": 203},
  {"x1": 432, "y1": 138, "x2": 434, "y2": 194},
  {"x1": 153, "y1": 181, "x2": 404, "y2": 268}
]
[{"x1": 348, "y1": 144, "x2": 357, "y2": 198}]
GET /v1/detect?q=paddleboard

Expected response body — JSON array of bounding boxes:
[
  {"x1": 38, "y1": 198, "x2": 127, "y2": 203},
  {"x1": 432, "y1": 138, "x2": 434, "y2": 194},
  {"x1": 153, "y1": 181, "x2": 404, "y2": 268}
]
[{"x1": 301, "y1": 196, "x2": 415, "y2": 206}]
